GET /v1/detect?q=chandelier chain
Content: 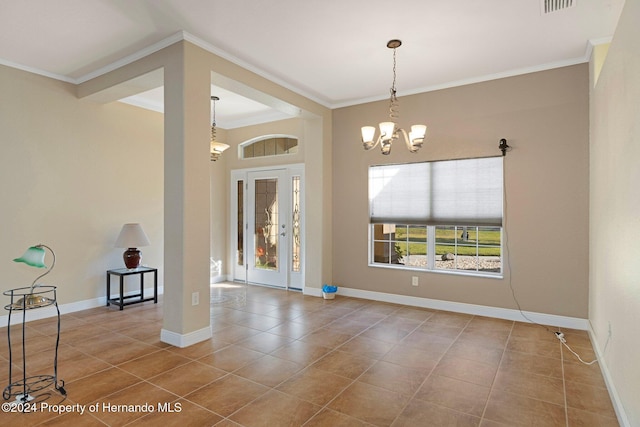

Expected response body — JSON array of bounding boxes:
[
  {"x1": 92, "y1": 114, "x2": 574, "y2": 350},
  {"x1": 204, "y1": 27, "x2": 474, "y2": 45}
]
[
  {"x1": 389, "y1": 46, "x2": 399, "y2": 120},
  {"x1": 211, "y1": 96, "x2": 217, "y2": 141}
]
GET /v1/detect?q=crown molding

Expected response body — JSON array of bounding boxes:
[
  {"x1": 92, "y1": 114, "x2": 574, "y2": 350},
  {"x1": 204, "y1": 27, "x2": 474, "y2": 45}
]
[
  {"x1": 2, "y1": 31, "x2": 613, "y2": 110},
  {"x1": 332, "y1": 54, "x2": 591, "y2": 109},
  {"x1": 0, "y1": 57, "x2": 75, "y2": 83},
  {"x1": 119, "y1": 96, "x2": 164, "y2": 113},
  {"x1": 76, "y1": 30, "x2": 332, "y2": 109},
  {"x1": 75, "y1": 31, "x2": 185, "y2": 84},
  {"x1": 585, "y1": 36, "x2": 614, "y2": 61},
  {"x1": 181, "y1": 32, "x2": 331, "y2": 109}
]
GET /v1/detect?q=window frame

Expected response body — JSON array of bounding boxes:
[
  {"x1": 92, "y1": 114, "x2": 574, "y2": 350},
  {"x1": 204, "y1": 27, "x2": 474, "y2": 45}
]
[
  {"x1": 239, "y1": 134, "x2": 299, "y2": 159},
  {"x1": 368, "y1": 224, "x2": 503, "y2": 278},
  {"x1": 367, "y1": 156, "x2": 504, "y2": 279}
]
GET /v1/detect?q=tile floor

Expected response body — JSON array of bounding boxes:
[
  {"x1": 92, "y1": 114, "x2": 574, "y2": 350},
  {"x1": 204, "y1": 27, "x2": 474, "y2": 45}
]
[{"x1": 0, "y1": 283, "x2": 619, "y2": 426}]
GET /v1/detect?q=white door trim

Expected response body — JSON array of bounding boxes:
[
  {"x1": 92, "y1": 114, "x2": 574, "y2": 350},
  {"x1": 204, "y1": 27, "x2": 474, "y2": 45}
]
[{"x1": 230, "y1": 164, "x2": 305, "y2": 290}]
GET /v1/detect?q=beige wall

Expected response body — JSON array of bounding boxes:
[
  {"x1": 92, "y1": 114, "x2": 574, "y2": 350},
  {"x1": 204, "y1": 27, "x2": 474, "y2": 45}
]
[
  {"x1": 332, "y1": 64, "x2": 590, "y2": 318},
  {"x1": 1, "y1": 38, "x2": 332, "y2": 333},
  {"x1": 0, "y1": 64, "x2": 164, "y2": 305},
  {"x1": 589, "y1": 0, "x2": 640, "y2": 424}
]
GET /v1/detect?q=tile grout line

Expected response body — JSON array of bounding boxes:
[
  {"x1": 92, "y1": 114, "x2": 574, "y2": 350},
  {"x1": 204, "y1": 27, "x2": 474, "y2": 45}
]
[
  {"x1": 387, "y1": 312, "x2": 474, "y2": 426},
  {"x1": 294, "y1": 304, "x2": 416, "y2": 424},
  {"x1": 478, "y1": 319, "x2": 516, "y2": 424},
  {"x1": 559, "y1": 334, "x2": 569, "y2": 427}
]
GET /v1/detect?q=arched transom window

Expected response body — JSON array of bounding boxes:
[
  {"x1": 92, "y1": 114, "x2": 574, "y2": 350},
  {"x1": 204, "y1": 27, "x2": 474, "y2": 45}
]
[{"x1": 240, "y1": 135, "x2": 298, "y2": 159}]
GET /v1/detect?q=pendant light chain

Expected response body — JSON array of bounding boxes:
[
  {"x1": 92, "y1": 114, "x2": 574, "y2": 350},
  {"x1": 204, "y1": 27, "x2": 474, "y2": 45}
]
[
  {"x1": 211, "y1": 96, "x2": 218, "y2": 141},
  {"x1": 389, "y1": 46, "x2": 399, "y2": 121}
]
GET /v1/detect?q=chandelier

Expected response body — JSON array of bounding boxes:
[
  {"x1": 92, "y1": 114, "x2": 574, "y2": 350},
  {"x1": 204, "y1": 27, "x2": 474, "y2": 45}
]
[
  {"x1": 361, "y1": 40, "x2": 427, "y2": 155},
  {"x1": 210, "y1": 96, "x2": 230, "y2": 161}
]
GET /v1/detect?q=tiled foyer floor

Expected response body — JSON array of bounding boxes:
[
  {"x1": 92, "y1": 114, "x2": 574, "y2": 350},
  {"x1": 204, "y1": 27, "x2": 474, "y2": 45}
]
[{"x1": 1, "y1": 283, "x2": 618, "y2": 426}]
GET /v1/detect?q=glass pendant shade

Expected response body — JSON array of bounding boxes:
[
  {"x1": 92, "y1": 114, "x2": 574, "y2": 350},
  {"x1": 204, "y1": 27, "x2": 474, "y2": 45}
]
[
  {"x1": 361, "y1": 126, "x2": 376, "y2": 143},
  {"x1": 410, "y1": 125, "x2": 427, "y2": 142},
  {"x1": 210, "y1": 141, "x2": 230, "y2": 161},
  {"x1": 14, "y1": 246, "x2": 47, "y2": 268},
  {"x1": 379, "y1": 122, "x2": 395, "y2": 141}
]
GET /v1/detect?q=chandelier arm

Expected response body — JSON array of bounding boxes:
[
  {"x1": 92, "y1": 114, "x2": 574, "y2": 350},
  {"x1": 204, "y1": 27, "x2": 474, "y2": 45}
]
[
  {"x1": 399, "y1": 128, "x2": 419, "y2": 153},
  {"x1": 363, "y1": 134, "x2": 382, "y2": 151},
  {"x1": 399, "y1": 128, "x2": 411, "y2": 151}
]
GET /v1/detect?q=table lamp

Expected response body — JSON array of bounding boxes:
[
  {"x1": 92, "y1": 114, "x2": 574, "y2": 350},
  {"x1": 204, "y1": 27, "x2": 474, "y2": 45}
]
[
  {"x1": 114, "y1": 223, "x2": 150, "y2": 269},
  {"x1": 12, "y1": 244, "x2": 56, "y2": 308}
]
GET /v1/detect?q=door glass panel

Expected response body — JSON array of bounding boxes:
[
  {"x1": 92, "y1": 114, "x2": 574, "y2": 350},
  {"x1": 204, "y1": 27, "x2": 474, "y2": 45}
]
[
  {"x1": 254, "y1": 178, "x2": 278, "y2": 270},
  {"x1": 237, "y1": 180, "x2": 244, "y2": 266},
  {"x1": 292, "y1": 176, "x2": 301, "y2": 272}
]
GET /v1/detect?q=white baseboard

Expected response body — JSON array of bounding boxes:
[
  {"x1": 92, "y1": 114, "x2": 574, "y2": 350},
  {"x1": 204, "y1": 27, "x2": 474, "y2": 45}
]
[
  {"x1": 0, "y1": 286, "x2": 164, "y2": 326},
  {"x1": 210, "y1": 275, "x2": 228, "y2": 284},
  {"x1": 588, "y1": 324, "x2": 631, "y2": 427},
  {"x1": 334, "y1": 286, "x2": 590, "y2": 330},
  {"x1": 303, "y1": 286, "x2": 322, "y2": 297},
  {"x1": 160, "y1": 326, "x2": 212, "y2": 348}
]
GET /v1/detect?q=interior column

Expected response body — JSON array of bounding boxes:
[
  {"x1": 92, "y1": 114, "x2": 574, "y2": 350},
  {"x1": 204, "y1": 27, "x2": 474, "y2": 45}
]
[{"x1": 161, "y1": 42, "x2": 212, "y2": 347}]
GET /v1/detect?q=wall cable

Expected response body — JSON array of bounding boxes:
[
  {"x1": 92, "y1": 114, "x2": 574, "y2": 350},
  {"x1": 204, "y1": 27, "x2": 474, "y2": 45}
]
[{"x1": 501, "y1": 146, "x2": 598, "y2": 366}]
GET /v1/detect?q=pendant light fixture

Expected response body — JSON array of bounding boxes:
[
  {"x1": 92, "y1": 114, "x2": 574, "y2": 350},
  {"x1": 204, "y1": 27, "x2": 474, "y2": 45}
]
[
  {"x1": 361, "y1": 39, "x2": 427, "y2": 155},
  {"x1": 210, "y1": 95, "x2": 230, "y2": 161}
]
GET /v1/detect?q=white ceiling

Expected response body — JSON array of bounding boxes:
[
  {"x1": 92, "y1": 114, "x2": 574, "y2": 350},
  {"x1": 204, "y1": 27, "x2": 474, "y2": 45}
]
[{"x1": 0, "y1": 0, "x2": 624, "y2": 128}]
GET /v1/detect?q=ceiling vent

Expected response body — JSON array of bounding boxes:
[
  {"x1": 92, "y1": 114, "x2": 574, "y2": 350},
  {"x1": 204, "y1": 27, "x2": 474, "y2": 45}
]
[{"x1": 541, "y1": 0, "x2": 575, "y2": 14}]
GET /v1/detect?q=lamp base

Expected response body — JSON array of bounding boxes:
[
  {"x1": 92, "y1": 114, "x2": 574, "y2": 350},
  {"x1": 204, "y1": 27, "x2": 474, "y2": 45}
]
[
  {"x1": 123, "y1": 248, "x2": 141, "y2": 269},
  {"x1": 11, "y1": 294, "x2": 54, "y2": 309}
]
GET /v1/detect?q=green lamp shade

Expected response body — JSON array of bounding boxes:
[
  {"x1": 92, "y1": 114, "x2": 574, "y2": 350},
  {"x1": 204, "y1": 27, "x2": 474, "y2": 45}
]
[{"x1": 13, "y1": 246, "x2": 47, "y2": 268}]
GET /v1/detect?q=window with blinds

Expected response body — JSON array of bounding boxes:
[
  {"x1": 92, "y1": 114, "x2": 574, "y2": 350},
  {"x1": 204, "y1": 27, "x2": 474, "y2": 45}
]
[{"x1": 369, "y1": 157, "x2": 503, "y2": 277}]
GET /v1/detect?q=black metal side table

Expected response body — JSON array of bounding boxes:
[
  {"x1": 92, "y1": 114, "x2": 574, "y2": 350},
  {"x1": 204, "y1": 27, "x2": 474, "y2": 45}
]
[
  {"x1": 3, "y1": 286, "x2": 66, "y2": 404},
  {"x1": 106, "y1": 267, "x2": 158, "y2": 310}
]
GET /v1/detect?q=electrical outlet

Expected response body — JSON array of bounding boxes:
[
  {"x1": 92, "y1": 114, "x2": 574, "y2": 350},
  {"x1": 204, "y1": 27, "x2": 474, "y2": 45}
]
[
  {"x1": 192, "y1": 292, "x2": 199, "y2": 306},
  {"x1": 411, "y1": 276, "x2": 419, "y2": 287}
]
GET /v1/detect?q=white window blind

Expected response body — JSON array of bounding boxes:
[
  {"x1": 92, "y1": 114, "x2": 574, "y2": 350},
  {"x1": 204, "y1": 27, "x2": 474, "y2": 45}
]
[{"x1": 369, "y1": 157, "x2": 503, "y2": 226}]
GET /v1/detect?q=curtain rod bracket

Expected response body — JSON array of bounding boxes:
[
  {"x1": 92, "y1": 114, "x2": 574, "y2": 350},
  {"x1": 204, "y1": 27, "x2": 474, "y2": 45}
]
[{"x1": 499, "y1": 138, "x2": 510, "y2": 156}]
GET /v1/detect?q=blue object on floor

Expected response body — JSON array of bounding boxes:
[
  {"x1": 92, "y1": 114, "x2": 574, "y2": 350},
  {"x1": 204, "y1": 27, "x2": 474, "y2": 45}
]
[{"x1": 322, "y1": 284, "x2": 338, "y2": 293}]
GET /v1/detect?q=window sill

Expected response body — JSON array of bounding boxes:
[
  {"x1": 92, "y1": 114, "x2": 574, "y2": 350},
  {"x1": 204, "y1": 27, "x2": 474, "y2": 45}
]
[{"x1": 368, "y1": 262, "x2": 503, "y2": 280}]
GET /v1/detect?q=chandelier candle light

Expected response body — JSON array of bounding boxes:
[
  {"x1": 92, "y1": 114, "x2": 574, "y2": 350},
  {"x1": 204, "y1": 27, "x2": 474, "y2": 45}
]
[
  {"x1": 361, "y1": 39, "x2": 427, "y2": 155},
  {"x1": 210, "y1": 95, "x2": 230, "y2": 161}
]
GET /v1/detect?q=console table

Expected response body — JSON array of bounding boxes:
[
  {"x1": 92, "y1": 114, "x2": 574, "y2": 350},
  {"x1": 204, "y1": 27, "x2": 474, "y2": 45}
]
[
  {"x1": 106, "y1": 267, "x2": 158, "y2": 310},
  {"x1": 3, "y1": 286, "x2": 66, "y2": 404}
]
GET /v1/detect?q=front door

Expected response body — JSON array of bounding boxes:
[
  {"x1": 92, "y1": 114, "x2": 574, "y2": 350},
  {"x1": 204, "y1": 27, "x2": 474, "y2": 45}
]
[
  {"x1": 247, "y1": 169, "x2": 288, "y2": 287},
  {"x1": 231, "y1": 166, "x2": 304, "y2": 289}
]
